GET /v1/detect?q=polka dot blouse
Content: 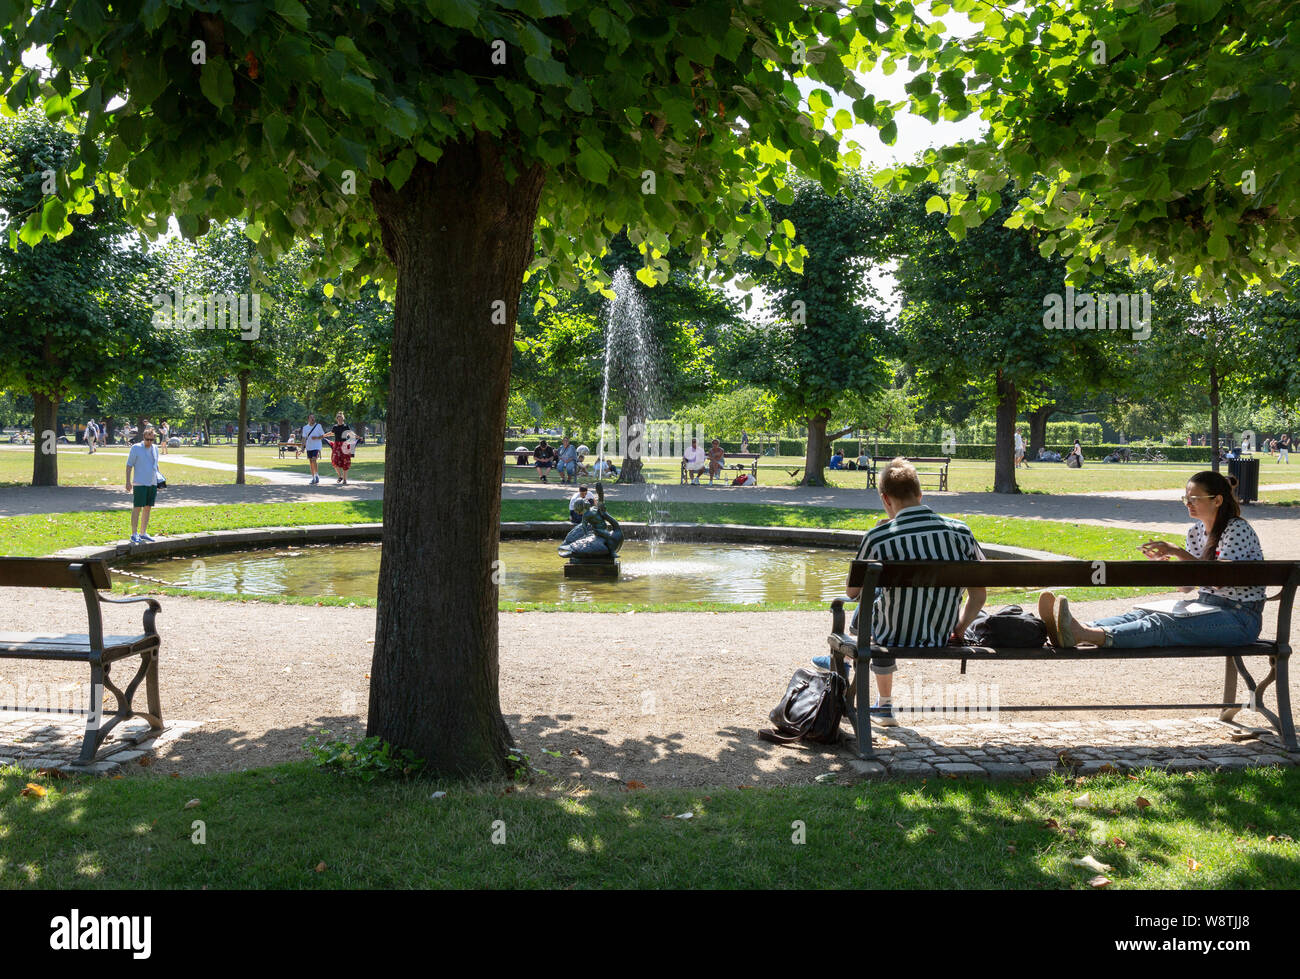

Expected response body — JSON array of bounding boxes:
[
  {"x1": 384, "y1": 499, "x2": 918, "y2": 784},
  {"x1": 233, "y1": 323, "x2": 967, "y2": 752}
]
[{"x1": 1185, "y1": 517, "x2": 1266, "y2": 603}]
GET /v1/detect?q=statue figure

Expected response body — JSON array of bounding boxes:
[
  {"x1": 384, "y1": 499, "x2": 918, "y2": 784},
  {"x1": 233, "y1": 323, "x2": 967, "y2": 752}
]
[{"x1": 558, "y1": 498, "x2": 623, "y2": 559}]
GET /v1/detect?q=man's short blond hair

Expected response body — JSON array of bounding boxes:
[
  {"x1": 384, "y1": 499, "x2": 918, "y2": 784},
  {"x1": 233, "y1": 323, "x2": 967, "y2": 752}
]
[{"x1": 878, "y1": 457, "x2": 921, "y2": 500}]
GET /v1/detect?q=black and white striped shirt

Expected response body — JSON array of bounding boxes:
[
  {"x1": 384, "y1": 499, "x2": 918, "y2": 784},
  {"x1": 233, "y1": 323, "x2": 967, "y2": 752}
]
[{"x1": 855, "y1": 505, "x2": 983, "y2": 646}]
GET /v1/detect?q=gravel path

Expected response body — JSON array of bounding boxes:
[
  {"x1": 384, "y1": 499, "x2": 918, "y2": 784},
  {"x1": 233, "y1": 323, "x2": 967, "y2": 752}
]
[{"x1": 2, "y1": 590, "x2": 1291, "y2": 785}]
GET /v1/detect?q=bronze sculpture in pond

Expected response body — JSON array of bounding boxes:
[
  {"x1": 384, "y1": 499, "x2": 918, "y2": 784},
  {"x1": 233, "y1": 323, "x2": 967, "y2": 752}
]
[{"x1": 558, "y1": 497, "x2": 623, "y2": 559}]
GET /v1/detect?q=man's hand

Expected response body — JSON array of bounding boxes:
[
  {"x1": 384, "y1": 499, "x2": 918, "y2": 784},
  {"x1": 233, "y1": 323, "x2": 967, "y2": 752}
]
[{"x1": 125, "y1": 481, "x2": 131, "y2": 493}]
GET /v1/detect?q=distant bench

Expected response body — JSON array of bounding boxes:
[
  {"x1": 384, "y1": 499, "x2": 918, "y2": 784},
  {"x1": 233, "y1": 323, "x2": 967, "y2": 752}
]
[
  {"x1": 827, "y1": 559, "x2": 1299, "y2": 759},
  {"x1": 0, "y1": 558, "x2": 163, "y2": 764},
  {"x1": 864, "y1": 455, "x2": 950, "y2": 491},
  {"x1": 681, "y1": 452, "x2": 759, "y2": 485}
]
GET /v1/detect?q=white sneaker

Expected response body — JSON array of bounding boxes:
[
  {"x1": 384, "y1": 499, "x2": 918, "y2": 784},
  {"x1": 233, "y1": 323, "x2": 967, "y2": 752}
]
[{"x1": 871, "y1": 700, "x2": 899, "y2": 727}]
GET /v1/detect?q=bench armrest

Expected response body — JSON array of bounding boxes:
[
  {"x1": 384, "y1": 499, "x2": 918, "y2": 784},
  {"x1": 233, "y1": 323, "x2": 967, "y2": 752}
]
[
  {"x1": 830, "y1": 596, "x2": 859, "y2": 634},
  {"x1": 98, "y1": 594, "x2": 162, "y2": 633}
]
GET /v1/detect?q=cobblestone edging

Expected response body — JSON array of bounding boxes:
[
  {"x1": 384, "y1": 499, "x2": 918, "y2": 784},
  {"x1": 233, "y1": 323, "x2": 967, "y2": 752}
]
[
  {"x1": 0, "y1": 713, "x2": 201, "y2": 775},
  {"x1": 841, "y1": 717, "x2": 1300, "y2": 780},
  {"x1": 56, "y1": 521, "x2": 1061, "y2": 566}
]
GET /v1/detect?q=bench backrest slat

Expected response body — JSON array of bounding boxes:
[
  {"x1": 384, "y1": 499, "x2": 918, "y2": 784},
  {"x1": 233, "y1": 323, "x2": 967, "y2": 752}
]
[
  {"x1": 848, "y1": 559, "x2": 1300, "y2": 589},
  {"x1": 0, "y1": 558, "x2": 111, "y2": 589},
  {"x1": 871, "y1": 456, "x2": 950, "y2": 464}
]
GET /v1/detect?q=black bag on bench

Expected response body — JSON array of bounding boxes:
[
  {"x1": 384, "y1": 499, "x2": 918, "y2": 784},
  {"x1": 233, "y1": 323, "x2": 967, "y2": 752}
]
[
  {"x1": 967, "y1": 605, "x2": 1048, "y2": 647},
  {"x1": 759, "y1": 668, "x2": 848, "y2": 745}
]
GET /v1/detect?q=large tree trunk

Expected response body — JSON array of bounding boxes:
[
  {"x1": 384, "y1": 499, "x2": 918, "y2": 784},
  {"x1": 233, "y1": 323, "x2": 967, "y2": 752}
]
[
  {"x1": 367, "y1": 137, "x2": 544, "y2": 778},
  {"x1": 618, "y1": 415, "x2": 646, "y2": 484},
  {"x1": 236, "y1": 371, "x2": 249, "y2": 485},
  {"x1": 994, "y1": 372, "x2": 1020, "y2": 494},
  {"x1": 1210, "y1": 364, "x2": 1221, "y2": 474},
  {"x1": 31, "y1": 392, "x2": 58, "y2": 487},
  {"x1": 279, "y1": 418, "x2": 290, "y2": 441},
  {"x1": 801, "y1": 410, "x2": 831, "y2": 487},
  {"x1": 104, "y1": 417, "x2": 115, "y2": 444},
  {"x1": 1027, "y1": 402, "x2": 1054, "y2": 457}
]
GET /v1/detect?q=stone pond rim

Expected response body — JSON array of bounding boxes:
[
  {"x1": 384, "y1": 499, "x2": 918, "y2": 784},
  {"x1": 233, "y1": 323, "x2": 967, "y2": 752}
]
[{"x1": 57, "y1": 522, "x2": 1066, "y2": 564}]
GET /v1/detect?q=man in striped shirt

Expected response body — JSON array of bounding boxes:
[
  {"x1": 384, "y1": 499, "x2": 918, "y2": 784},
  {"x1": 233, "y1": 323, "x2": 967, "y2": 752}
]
[{"x1": 816, "y1": 458, "x2": 987, "y2": 725}]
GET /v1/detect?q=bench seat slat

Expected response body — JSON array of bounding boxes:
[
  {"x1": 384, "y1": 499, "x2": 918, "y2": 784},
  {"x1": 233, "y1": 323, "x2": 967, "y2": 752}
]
[
  {"x1": 0, "y1": 632, "x2": 157, "y2": 658},
  {"x1": 829, "y1": 635, "x2": 1279, "y2": 661}
]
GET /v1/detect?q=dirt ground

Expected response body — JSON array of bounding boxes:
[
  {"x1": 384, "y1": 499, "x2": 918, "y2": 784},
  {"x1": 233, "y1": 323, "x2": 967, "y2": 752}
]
[{"x1": 2, "y1": 590, "x2": 1290, "y2": 786}]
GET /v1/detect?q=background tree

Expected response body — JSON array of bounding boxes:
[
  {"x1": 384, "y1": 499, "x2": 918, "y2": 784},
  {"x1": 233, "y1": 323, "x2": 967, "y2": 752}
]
[
  {"x1": 730, "y1": 173, "x2": 895, "y2": 485},
  {"x1": 0, "y1": 109, "x2": 163, "y2": 484},
  {"x1": 892, "y1": 181, "x2": 1123, "y2": 492}
]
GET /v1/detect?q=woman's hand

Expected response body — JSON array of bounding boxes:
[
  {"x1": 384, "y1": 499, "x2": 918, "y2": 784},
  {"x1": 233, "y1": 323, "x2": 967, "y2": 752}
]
[{"x1": 1140, "y1": 540, "x2": 1176, "y2": 560}]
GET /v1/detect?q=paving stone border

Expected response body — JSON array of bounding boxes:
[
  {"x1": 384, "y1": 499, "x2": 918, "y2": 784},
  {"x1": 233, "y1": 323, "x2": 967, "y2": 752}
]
[
  {"x1": 0, "y1": 712, "x2": 201, "y2": 775},
  {"x1": 839, "y1": 717, "x2": 1300, "y2": 781}
]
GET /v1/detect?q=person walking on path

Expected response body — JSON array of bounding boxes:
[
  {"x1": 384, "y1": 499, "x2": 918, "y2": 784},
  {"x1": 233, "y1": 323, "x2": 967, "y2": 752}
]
[
  {"x1": 125, "y1": 426, "x2": 164, "y2": 544},
  {"x1": 1040, "y1": 470, "x2": 1265, "y2": 650},
  {"x1": 302, "y1": 413, "x2": 326, "y2": 485},
  {"x1": 1014, "y1": 429, "x2": 1029, "y2": 469},
  {"x1": 159, "y1": 421, "x2": 170, "y2": 455},
  {"x1": 85, "y1": 418, "x2": 98, "y2": 454},
  {"x1": 326, "y1": 411, "x2": 354, "y2": 485}
]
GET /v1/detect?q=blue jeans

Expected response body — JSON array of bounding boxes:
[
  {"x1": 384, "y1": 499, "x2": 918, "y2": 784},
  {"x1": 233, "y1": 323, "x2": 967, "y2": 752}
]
[
  {"x1": 1092, "y1": 594, "x2": 1263, "y2": 649},
  {"x1": 557, "y1": 460, "x2": 576, "y2": 479}
]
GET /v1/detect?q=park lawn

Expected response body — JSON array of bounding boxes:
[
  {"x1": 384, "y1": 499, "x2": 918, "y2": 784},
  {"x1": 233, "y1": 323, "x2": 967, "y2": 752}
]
[
  {"x1": 0, "y1": 447, "x2": 268, "y2": 487},
  {"x1": 1, "y1": 763, "x2": 1296, "y2": 889},
  {"x1": 503, "y1": 455, "x2": 1300, "y2": 493},
  {"x1": 173, "y1": 443, "x2": 387, "y2": 481}
]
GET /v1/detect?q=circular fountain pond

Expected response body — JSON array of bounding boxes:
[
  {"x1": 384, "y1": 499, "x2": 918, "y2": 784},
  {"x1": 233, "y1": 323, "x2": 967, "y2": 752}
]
[{"x1": 124, "y1": 539, "x2": 858, "y2": 605}]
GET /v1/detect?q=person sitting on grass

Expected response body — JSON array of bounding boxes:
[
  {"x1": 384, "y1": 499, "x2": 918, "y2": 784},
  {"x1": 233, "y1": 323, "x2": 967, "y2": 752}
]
[
  {"x1": 1039, "y1": 471, "x2": 1264, "y2": 650},
  {"x1": 857, "y1": 448, "x2": 870, "y2": 470},
  {"x1": 533, "y1": 438, "x2": 556, "y2": 482},
  {"x1": 829, "y1": 447, "x2": 844, "y2": 470},
  {"x1": 811, "y1": 458, "x2": 987, "y2": 726}
]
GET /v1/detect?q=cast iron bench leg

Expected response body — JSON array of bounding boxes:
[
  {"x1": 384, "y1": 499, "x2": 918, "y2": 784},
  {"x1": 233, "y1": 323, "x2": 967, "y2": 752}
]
[
  {"x1": 78, "y1": 664, "x2": 106, "y2": 763},
  {"x1": 857, "y1": 650, "x2": 874, "y2": 758},
  {"x1": 1275, "y1": 652, "x2": 1297, "y2": 751},
  {"x1": 1221, "y1": 656, "x2": 1241, "y2": 722}
]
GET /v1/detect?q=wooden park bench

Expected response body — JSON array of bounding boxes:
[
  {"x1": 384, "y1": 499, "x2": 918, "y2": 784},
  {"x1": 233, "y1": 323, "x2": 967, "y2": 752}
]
[
  {"x1": 0, "y1": 558, "x2": 163, "y2": 764},
  {"x1": 681, "y1": 452, "x2": 759, "y2": 485},
  {"x1": 827, "y1": 559, "x2": 1298, "y2": 759},
  {"x1": 278, "y1": 441, "x2": 302, "y2": 458},
  {"x1": 864, "y1": 455, "x2": 951, "y2": 491}
]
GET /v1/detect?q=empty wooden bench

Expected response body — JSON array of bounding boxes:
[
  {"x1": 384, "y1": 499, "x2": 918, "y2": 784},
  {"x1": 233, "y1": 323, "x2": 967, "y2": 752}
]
[
  {"x1": 865, "y1": 455, "x2": 951, "y2": 491},
  {"x1": 827, "y1": 559, "x2": 1298, "y2": 759},
  {"x1": 0, "y1": 558, "x2": 163, "y2": 764}
]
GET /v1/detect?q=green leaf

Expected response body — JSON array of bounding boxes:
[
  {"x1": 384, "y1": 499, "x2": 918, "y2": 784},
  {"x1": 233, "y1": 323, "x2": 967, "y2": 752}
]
[
  {"x1": 263, "y1": 114, "x2": 288, "y2": 149},
  {"x1": 272, "y1": 0, "x2": 310, "y2": 30},
  {"x1": 524, "y1": 54, "x2": 567, "y2": 86},
  {"x1": 199, "y1": 59, "x2": 235, "y2": 109},
  {"x1": 925, "y1": 195, "x2": 948, "y2": 215},
  {"x1": 879, "y1": 120, "x2": 898, "y2": 144},
  {"x1": 425, "y1": 0, "x2": 479, "y2": 29},
  {"x1": 575, "y1": 139, "x2": 610, "y2": 183}
]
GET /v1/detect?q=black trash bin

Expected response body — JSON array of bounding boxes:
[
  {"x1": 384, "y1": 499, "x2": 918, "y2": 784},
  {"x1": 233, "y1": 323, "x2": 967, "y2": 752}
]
[{"x1": 1228, "y1": 456, "x2": 1260, "y2": 504}]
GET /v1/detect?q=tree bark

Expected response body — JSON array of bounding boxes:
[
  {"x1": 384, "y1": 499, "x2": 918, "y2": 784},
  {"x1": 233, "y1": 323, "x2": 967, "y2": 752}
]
[
  {"x1": 279, "y1": 418, "x2": 290, "y2": 441},
  {"x1": 801, "y1": 410, "x2": 831, "y2": 487},
  {"x1": 31, "y1": 392, "x2": 58, "y2": 486},
  {"x1": 994, "y1": 372, "x2": 1020, "y2": 494},
  {"x1": 236, "y1": 371, "x2": 249, "y2": 485},
  {"x1": 1027, "y1": 402, "x2": 1054, "y2": 457},
  {"x1": 1210, "y1": 364, "x2": 1220, "y2": 474},
  {"x1": 367, "y1": 136, "x2": 544, "y2": 778},
  {"x1": 618, "y1": 416, "x2": 646, "y2": 484}
]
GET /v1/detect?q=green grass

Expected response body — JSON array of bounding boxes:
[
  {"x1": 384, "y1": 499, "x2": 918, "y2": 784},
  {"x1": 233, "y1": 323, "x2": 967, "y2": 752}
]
[
  {"x1": 504, "y1": 455, "x2": 1300, "y2": 493},
  {"x1": 2, "y1": 762, "x2": 1296, "y2": 888},
  {"x1": 0, "y1": 447, "x2": 269, "y2": 486}
]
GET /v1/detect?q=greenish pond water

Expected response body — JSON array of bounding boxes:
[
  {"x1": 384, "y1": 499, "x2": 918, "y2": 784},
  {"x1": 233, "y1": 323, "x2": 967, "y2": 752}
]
[{"x1": 124, "y1": 540, "x2": 858, "y2": 604}]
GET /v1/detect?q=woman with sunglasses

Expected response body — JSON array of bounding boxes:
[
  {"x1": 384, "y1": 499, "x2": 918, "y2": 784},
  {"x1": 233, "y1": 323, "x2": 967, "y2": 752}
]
[{"x1": 1040, "y1": 470, "x2": 1264, "y2": 648}]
